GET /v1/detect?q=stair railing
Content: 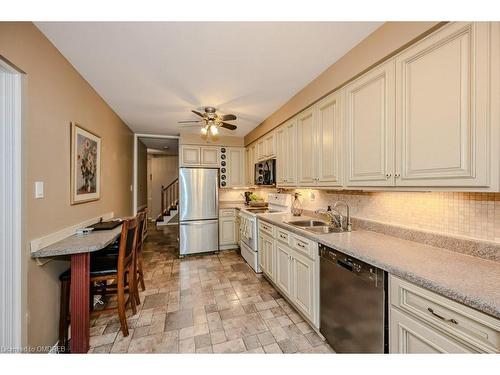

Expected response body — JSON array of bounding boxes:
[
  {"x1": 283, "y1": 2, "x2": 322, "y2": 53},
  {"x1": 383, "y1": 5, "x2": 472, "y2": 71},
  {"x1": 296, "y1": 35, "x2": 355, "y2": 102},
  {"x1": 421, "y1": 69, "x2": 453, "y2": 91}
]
[{"x1": 161, "y1": 178, "x2": 179, "y2": 216}]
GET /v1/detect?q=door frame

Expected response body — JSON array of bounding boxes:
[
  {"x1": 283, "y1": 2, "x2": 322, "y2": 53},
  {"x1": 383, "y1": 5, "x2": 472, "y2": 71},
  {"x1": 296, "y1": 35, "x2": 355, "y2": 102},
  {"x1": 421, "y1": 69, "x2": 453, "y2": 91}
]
[
  {"x1": 132, "y1": 133, "x2": 179, "y2": 214},
  {"x1": 0, "y1": 57, "x2": 24, "y2": 350}
]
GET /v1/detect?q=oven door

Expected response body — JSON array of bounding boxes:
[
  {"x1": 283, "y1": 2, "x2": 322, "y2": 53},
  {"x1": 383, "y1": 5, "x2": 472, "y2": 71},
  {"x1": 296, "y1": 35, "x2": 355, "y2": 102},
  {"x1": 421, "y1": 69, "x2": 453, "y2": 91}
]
[{"x1": 239, "y1": 213, "x2": 256, "y2": 250}]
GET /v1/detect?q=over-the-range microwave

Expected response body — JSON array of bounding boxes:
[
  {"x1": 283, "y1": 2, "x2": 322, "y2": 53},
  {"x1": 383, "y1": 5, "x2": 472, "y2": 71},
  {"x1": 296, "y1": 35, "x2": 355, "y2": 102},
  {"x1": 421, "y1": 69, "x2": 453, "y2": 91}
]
[{"x1": 254, "y1": 158, "x2": 276, "y2": 186}]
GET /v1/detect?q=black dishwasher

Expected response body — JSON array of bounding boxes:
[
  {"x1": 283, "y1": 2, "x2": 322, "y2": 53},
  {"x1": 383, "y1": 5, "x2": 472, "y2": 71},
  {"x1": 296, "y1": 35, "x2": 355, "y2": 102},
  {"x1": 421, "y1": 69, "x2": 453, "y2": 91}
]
[{"x1": 319, "y1": 243, "x2": 388, "y2": 353}]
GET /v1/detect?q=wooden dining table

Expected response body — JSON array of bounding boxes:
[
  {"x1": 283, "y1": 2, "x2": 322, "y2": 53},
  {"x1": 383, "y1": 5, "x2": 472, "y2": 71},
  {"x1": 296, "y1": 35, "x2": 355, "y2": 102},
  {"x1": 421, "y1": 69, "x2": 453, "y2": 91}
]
[{"x1": 31, "y1": 225, "x2": 123, "y2": 353}]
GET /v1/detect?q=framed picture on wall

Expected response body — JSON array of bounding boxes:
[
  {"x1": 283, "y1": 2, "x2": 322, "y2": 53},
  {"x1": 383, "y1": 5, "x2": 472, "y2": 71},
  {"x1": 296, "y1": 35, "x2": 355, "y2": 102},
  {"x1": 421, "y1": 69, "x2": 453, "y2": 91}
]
[{"x1": 70, "y1": 122, "x2": 101, "y2": 204}]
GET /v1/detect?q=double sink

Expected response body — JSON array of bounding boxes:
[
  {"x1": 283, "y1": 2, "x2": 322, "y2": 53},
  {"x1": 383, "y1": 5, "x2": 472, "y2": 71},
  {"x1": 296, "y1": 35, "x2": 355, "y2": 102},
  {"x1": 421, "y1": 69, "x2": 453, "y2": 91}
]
[{"x1": 285, "y1": 219, "x2": 348, "y2": 234}]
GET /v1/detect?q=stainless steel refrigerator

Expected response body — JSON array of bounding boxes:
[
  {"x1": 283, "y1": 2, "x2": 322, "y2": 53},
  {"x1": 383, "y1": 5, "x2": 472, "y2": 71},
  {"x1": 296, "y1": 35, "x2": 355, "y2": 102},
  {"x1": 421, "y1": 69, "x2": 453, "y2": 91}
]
[{"x1": 179, "y1": 167, "x2": 219, "y2": 256}]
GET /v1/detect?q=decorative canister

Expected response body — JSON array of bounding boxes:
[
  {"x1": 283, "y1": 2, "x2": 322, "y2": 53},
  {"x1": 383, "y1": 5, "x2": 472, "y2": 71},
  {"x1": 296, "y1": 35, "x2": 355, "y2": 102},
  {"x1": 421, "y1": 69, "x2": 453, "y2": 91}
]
[{"x1": 291, "y1": 192, "x2": 303, "y2": 216}]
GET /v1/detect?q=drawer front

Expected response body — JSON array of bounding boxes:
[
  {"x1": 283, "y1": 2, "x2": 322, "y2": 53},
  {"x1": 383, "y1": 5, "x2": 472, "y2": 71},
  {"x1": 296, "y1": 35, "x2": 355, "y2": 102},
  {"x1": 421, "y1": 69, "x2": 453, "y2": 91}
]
[
  {"x1": 220, "y1": 209, "x2": 236, "y2": 217},
  {"x1": 258, "y1": 221, "x2": 274, "y2": 237},
  {"x1": 290, "y1": 234, "x2": 317, "y2": 259},
  {"x1": 390, "y1": 275, "x2": 500, "y2": 353},
  {"x1": 276, "y1": 228, "x2": 290, "y2": 245}
]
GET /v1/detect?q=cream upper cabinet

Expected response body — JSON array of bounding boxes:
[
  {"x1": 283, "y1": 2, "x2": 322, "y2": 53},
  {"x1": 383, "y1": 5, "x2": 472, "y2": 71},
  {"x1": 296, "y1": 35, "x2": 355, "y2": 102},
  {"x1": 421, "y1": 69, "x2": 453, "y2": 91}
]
[
  {"x1": 246, "y1": 144, "x2": 256, "y2": 186},
  {"x1": 256, "y1": 132, "x2": 276, "y2": 161},
  {"x1": 297, "y1": 107, "x2": 316, "y2": 185},
  {"x1": 344, "y1": 60, "x2": 396, "y2": 187},
  {"x1": 395, "y1": 22, "x2": 494, "y2": 187},
  {"x1": 180, "y1": 145, "x2": 201, "y2": 166},
  {"x1": 276, "y1": 118, "x2": 297, "y2": 186},
  {"x1": 315, "y1": 92, "x2": 342, "y2": 186},
  {"x1": 180, "y1": 145, "x2": 219, "y2": 167},
  {"x1": 225, "y1": 147, "x2": 245, "y2": 188},
  {"x1": 200, "y1": 146, "x2": 219, "y2": 167}
]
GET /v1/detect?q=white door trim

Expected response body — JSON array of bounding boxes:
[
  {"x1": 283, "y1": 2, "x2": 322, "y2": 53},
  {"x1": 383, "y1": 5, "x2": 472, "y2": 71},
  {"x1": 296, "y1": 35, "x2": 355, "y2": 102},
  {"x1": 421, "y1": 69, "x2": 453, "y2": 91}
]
[
  {"x1": 0, "y1": 58, "x2": 23, "y2": 350},
  {"x1": 133, "y1": 133, "x2": 179, "y2": 214}
]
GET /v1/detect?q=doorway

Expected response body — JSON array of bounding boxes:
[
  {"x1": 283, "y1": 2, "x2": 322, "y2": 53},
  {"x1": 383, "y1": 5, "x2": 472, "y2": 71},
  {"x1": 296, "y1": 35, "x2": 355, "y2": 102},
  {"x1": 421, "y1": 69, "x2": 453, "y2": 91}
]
[{"x1": 0, "y1": 57, "x2": 24, "y2": 350}]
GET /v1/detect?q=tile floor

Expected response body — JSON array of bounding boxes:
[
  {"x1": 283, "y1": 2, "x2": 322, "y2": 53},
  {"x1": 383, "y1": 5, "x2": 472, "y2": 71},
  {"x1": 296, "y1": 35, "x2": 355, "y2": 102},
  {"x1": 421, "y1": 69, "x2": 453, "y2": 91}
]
[{"x1": 88, "y1": 224, "x2": 333, "y2": 354}]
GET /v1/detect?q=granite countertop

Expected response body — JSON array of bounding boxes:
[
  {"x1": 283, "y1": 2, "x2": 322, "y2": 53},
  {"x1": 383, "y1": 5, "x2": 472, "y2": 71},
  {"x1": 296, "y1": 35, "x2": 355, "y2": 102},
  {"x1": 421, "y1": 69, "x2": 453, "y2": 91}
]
[
  {"x1": 31, "y1": 225, "x2": 122, "y2": 258},
  {"x1": 258, "y1": 213, "x2": 500, "y2": 319},
  {"x1": 219, "y1": 201, "x2": 247, "y2": 210}
]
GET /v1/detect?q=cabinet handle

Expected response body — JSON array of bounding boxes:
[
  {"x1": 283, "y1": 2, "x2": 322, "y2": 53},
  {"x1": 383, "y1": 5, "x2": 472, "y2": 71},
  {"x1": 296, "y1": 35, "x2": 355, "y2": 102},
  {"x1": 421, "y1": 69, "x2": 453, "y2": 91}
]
[
  {"x1": 395, "y1": 173, "x2": 401, "y2": 178},
  {"x1": 385, "y1": 173, "x2": 392, "y2": 179},
  {"x1": 280, "y1": 234, "x2": 286, "y2": 240},
  {"x1": 427, "y1": 308, "x2": 458, "y2": 324},
  {"x1": 297, "y1": 242, "x2": 306, "y2": 248}
]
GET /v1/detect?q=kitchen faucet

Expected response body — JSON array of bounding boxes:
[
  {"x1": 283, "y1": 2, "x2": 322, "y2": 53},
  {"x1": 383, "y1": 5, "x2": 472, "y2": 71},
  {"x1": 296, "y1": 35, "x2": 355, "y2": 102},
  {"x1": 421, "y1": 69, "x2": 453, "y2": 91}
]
[{"x1": 332, "y1": 200, "x2": 352, "y2": 231}]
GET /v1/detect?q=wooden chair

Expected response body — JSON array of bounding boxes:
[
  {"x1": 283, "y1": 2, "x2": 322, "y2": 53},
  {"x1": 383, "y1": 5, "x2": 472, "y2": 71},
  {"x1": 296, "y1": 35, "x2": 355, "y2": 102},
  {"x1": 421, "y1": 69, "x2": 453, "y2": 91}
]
[
  {"x1": 58, "y1": 217, "x2": 140, "y2": 350},
  {"x1": 135, "y1": 210, "x2": 147, "y2": 295}
]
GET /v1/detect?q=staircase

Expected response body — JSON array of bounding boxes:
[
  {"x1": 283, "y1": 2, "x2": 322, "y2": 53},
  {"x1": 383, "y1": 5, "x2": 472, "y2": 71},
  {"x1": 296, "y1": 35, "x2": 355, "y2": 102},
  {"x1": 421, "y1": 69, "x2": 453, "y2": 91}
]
[{"x1": 156, "y1": 178, "x2": 179, "y2": 226}]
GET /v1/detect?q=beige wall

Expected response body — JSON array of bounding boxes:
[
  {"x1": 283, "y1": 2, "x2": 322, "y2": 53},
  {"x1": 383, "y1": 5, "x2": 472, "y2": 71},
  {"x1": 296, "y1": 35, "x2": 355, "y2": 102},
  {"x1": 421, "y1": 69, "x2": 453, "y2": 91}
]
[
  {"x1": 0, "y1": 22, "x2": 134, "y2": 347},
  {"x1": 137, "y1": 140, "x2": 148, "y2": 209},
  {"x1": 148, "y1": 155, "x2": 179, "y2": 219},
  {"x1": 245, "y1": 21, "x2": 445, "y2": 145}
]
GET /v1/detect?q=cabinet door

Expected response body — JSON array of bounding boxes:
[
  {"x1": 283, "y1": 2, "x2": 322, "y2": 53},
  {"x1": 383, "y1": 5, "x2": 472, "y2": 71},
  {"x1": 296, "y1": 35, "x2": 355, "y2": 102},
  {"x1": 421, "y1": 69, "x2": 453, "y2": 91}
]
[
  {"x1": 390, "y1": 308, "x2": 473, "y2": 353},
  {"x1": 297, "y1": 107, "x2": 316, "y2": 185},
  {"x1": 264, "y1": 133, "x2": 276, "y2": 158},
  {"x1": 262, "y1": 234, "x2": 275, "y2": 282},
  {"x1": 258, "y1": 234, "x2": 266, "y2": 272},
  {"x1": 284, "y1": 119, "x2": 297, "y2": 186},
  {"x1": 247, "y1": 144, "x2": 256, "y2": 185},
  {"x1": 219, "y1": 217, "x2": 236, "y2": 246},
  {"x1": 275, "y1": 126, "x2": 286, "y2": 185},
  {"x1": 181, "y1": 145, "x2": 201, "y2": 166},
  {"x1": 344, "y1": 60, "x2": 396, "y2": 186},
  {"x1": 226, "y1": 147, "x2": 245, "y2": 187},
  {"x1": 315, "y1": 92, "x2": 342, "y2": 186},
  {"x1": 291, "y1": 250, "x2": 315, "y2": 321},
  {"x1": 200, "y1": 146, "x2": 219, "y2": 166},
  {"x1": 395, "y1": 22, "x2": 492, "y2": 187},
  {"x1": 275, "y1": 242, "x2": 292, "y2": 297},
  {"x1": 256, "y1": 140, "x2": 265, "y2": 161}
]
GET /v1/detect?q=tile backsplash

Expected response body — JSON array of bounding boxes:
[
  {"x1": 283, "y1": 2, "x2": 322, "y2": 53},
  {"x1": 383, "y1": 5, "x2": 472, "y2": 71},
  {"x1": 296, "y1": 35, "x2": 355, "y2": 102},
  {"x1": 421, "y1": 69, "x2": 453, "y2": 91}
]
[
  {"x1": 220, "y1": 188, "x2": 500, "y2": 243},
  {"x1": 293, "y1": 190, "x2": 500, "y2": 243}
]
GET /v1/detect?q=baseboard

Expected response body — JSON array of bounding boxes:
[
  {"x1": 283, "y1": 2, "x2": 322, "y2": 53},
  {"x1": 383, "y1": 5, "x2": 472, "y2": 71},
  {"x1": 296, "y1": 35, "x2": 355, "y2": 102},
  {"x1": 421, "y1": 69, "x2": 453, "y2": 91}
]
[{"x1": 30, "y1": 212, "x2": 114, "y2": 253}]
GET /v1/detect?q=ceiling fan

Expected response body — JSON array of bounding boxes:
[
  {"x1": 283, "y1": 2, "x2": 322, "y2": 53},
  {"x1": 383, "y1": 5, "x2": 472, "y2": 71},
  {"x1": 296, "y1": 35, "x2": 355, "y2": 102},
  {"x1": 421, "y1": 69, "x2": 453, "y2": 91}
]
[{"x1": 178, "y1": 107, "x2": 237, "y2": 139}]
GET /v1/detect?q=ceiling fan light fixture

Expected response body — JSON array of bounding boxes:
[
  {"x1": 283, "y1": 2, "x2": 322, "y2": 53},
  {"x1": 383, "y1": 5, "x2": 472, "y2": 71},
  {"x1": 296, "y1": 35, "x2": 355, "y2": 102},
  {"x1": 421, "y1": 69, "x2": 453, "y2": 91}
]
[
  {"x1": 200, "y1": 126, "x2": 208, "y2": 135},
  {"x1": 210, "y1": 125, "x2": 218, "y2": 136}
]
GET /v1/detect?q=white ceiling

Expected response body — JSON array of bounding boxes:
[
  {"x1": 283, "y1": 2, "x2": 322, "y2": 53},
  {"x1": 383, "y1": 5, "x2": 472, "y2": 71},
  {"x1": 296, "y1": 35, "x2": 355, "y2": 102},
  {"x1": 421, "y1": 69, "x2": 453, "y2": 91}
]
[
  {"x1": 139, "y1": 137, "x2": 178, "y2": 156},
  {"x1": 36, "y1": 22, "x2": 382, "y2": 136}
]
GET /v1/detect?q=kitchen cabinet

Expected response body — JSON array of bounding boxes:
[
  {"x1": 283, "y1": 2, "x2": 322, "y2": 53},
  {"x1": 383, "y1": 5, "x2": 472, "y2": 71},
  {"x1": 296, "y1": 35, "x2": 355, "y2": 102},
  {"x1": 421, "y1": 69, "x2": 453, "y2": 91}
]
[
  {"x1": 257, "y1": 220, "x2": 319, "y2": 328},
  {"x1": 246, "y1": 144, "x2": 256, "y2": 186},
  {"x1": 389, "y1": 275, "x2": 500, "y2": 353},
  {"x1": 180, "y1": 145, "x2": 219, "y2": 167},
  {"x1": 219, "y1": 209, "x2": 238, "y2": 250},
  {"x1": 297, "y1": 107, "x2": 316, "y2": 185},
  {"x1": 291, "y1": 250, "x2": 315, "y2": 319},
  {"x1": 295, "y1": 91, "x2": 342, "y2": 187},
  {"x1": 224, "y1": 147, "x2": 245, "y2": 188},
  {"x1": 395, "y1": 22, "x2": 493, "y2": 187},
  {"x1": 256, "y1": 132, "x2": 276, "y2": 161},
  {"x1": 275, "y1": 241, "x2": 292, "y2": 296},
  {"x1": 276, "y1": 118, "x2": 297, "y2": 186},
  {"x1": 344, "y1": 60, "x2": 396, "y2": 187},
  {"x1": 258, "y1": 232, "x2": 275, "y2": 281}
]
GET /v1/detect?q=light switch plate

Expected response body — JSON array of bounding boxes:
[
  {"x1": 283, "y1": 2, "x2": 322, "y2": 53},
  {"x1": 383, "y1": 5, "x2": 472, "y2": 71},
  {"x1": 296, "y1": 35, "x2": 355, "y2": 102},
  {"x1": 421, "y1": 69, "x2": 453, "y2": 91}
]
[{"x1": 35, "y1": 181, "x2": 44, "y2": 199}]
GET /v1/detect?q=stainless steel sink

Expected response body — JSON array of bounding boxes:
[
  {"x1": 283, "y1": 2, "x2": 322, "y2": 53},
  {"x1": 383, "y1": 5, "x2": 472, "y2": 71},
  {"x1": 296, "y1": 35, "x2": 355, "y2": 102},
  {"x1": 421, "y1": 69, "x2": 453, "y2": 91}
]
[
  {"x1": 285, "y1": 219, "x2": 350, "y2": 234},
  {"x1": 307, "y1": 226, "x2": 346, "y2": 234},
  {"x1": 286, "y1": 220, "x2": 329, "y2": 227}
]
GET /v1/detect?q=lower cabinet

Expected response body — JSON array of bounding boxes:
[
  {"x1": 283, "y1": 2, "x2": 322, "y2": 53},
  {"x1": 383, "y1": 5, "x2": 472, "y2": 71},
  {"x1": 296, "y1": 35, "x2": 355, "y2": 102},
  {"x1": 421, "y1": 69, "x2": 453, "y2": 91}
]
[
  {"x1": 389, "y1": 275, "x2": 500, "y2": 353},
  {"x1": 219, "y1": 209, "x2": 239, "y2": 250},
  {"x1": 258, "y1": 232, "x2": 275, "y2": 282},
  {"x1": 258, "y1": 220, "x2": 319, "y2": 328}
]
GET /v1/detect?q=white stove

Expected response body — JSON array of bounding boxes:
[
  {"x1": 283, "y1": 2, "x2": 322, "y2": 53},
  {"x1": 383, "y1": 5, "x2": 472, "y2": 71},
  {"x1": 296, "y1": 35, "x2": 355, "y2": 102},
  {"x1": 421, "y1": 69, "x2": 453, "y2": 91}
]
[{"x1": 239, "y1": 193, "x2": 292, "y2": 273}]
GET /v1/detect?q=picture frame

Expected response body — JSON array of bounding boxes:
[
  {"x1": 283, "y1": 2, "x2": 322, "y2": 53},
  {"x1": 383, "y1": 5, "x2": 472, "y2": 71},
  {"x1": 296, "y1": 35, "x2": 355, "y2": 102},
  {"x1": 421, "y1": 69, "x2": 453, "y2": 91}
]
[{"x1": 70, "y1": 122, "x2": 101, "y2": 204}]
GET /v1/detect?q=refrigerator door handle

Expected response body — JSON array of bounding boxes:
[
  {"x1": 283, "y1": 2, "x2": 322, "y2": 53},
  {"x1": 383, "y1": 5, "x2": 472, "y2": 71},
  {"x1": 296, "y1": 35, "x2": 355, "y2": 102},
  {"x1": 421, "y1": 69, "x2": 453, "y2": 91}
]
[{"x1": 180, "y1": 221, "x2": 216, "y2": 226}]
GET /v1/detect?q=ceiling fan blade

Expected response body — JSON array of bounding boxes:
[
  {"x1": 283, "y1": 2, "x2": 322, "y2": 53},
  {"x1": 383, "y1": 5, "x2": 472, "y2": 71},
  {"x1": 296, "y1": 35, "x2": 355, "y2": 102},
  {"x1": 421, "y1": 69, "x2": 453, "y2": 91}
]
[
  {"x1": 178, "y1": 120, "x2": 202, "y2": 123},
  {"x1": 220, "y1": 114, "x2": 237, "y2": 121},
  {"x1": 220, "y1": 122, "x2": 237, "y2": 130},
  {"x1": 192, "y1": 110, "x2": 205, "y2": 118}
]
